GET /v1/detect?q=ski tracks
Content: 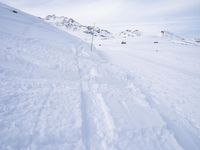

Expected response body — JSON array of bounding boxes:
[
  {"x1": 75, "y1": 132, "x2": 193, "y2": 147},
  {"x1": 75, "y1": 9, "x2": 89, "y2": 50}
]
[
  {"x1": 73, "y1": 43, "x2": 200, "y2": 150},
  {"x1": 74, "y1": 44, "x2": 181, "y2": 150},
  {"x1": 74, "y1": 45, "x2": 117, "y2": 150}
]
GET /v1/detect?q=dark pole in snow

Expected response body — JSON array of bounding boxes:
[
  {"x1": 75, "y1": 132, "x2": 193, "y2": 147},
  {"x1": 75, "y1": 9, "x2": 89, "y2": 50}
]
[{"x1": 91, "y1": 23, "x2": 95, "y2": 52}]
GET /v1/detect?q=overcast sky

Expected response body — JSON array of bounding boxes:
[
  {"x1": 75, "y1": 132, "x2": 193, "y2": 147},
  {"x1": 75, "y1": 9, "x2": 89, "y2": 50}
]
[{"x1": 1, "y1": 0, "x2": 200, "y2": 25}]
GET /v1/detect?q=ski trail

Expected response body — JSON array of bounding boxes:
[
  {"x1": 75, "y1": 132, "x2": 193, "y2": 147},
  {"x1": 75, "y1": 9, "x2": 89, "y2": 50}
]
[
  {"x1": 74, "y1": 46, "x2": 90, "y2": 150},
  {"x1": 79, "y1": 81, "x2": 90, "y2": 150},
  {"x1": 129, "y1": 74, "x2": 200, "y2": 150},
  {"x1": 88, "y1": 68, "x2": 116, "y2": 150},
  {"x1": 74, "y1": 45, "x2": 117, "y2": 150}
]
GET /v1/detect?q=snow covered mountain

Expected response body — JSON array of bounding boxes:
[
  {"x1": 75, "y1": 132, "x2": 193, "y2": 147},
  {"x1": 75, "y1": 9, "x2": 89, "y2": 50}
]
[
  {"x1": 161, "y1": 30, "x2": 184, "y2": 40},
  {"x1": 1, "y1": 2, "x2": 200, "y2": 150},
  {"x1": 45, "y1": 15, "x2": 198, "y2": 46},
  {"x1": 160, "y1": 30, "x2": 199, "y2": 46},
  {"x1": 45, "y1": 14, "x2": 113, "y2": 39},
  {"x1": 44, "y1": 16, "x2": 143, "y2": 40}
]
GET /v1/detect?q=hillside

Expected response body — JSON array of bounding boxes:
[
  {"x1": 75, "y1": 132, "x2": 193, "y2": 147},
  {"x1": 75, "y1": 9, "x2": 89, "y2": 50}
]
[{"x1": 0, "y1": 2, "x2": 200, "y2": 150}]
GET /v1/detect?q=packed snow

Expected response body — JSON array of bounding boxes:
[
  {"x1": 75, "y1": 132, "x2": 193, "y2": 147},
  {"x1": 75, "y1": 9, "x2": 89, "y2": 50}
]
[{"x1": 0, "y1": 2, "x2": 200, "y2": 150}]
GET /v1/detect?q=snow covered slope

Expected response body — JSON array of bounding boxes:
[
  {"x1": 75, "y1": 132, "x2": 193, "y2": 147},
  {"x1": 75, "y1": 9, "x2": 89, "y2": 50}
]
[
  {"x1": 96, "y1": 33, "x2": 200, "y2": 150},
  {"x1": 160, "y1": 30, "x2": 198, "y2": 46},
  {"x1": 1, "y1": 2, "x2": 200, "y2": 150}
]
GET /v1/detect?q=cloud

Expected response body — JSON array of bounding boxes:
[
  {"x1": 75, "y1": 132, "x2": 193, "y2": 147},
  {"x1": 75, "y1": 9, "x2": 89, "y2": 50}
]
[{"x1": 0, "y1": 0, "x2": 199, "y2": 24}]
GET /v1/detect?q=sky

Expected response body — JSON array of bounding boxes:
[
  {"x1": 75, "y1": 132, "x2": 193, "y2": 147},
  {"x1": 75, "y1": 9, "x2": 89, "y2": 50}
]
[
  {"x1": 0, "y1": 0, "x2": 200, "y2": 24},
  {"x1": 0, "y1": 0, "x2": 200, "y2": 37}
]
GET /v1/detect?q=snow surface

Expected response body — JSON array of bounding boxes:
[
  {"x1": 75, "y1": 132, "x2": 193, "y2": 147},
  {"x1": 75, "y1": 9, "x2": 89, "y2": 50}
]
[
  {"x1": 0, "y1": 2, "x2": 200, "y2": 150},
  {"x1": 95, "y1": 35, "x2": 200, "y2": 150}
]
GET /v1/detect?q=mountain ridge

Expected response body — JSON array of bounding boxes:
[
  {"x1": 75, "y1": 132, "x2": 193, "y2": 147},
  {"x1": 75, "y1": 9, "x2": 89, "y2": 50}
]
[{"x1": 45, "y1": 14, "x2": 113, "y2": 39}]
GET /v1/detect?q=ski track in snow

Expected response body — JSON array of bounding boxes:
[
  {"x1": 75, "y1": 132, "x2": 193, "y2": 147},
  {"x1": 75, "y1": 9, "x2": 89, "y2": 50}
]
[{"x1": 74, "y1": 45, "x2": 117, "y2": 150}]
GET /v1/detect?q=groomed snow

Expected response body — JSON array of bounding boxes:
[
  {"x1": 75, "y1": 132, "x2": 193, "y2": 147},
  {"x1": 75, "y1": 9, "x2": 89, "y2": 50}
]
[{"x1": 0, "y1": 2, "x2": 200, "y2": 150}]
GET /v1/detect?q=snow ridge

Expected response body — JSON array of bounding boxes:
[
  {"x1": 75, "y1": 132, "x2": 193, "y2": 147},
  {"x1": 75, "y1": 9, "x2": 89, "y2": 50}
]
[
  {"x1": 161, "y1": 30, "x2": 199, "y2": 46},
  {"x1": 45, "y1": 15, "x2": 113, "y2": 39}
]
